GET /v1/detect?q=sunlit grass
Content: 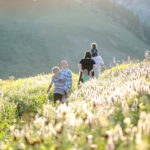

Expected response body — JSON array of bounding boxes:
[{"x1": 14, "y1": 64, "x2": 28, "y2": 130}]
[{"x1": 0, "y1": 59, "x2": 150, "y2": 149}]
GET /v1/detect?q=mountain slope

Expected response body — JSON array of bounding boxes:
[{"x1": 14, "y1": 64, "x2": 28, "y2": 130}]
[
  {"x1": 0, "y1": 5, "x2": 149, "y2": 79},
  {"x1": 112, "y1": 0, "x2": 150, "y2": 25}
]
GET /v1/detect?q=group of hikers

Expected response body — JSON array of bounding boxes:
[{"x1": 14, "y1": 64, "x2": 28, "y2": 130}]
[{"x1": 47, "y1": 43, "x2": 104, "y2": 103}]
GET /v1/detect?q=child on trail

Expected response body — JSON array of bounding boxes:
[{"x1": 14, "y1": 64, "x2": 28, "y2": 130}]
[
  {"x1": 82, "y1": 69, "x2": 91, "y2": 83},
  {"x1": 47, "y1": 66, "x2": 65, "y2": 103},
  {"x1": 91, "y1": 43, "x2": 98, "y2": 57}
]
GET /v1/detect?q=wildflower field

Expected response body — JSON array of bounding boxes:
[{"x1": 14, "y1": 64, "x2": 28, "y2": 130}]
[{"x1": 0, "y1": 59, "x2": 150, "y2": 150}]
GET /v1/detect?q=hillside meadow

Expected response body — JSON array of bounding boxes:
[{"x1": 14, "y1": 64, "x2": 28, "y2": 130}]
[
  {"x1": 0, "y1": 4, "x2": 149, "y2": 79},
  {"x1": 0, "y1": 55, "x2": 150, "y2": 149}
]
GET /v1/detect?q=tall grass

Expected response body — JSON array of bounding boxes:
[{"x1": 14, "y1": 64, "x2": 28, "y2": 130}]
[{"x1": 0, "y1": 58, "x2": 150, "y2": 150}]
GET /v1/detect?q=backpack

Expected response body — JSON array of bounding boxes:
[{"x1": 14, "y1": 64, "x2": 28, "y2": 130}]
[{"x1": 91, "y1": 49, "x2": 97, "y2": 57}]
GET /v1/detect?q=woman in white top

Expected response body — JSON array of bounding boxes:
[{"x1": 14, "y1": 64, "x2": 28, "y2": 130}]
[{"x1": 92, "y1": 51, "x2": 104, "y2": 79}]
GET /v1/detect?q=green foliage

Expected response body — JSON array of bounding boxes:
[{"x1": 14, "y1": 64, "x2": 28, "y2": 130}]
[
  {"x1": 0, "y1": 60, "x2": 150, "y2": 149},
  {"x1": 138, "y1": 94, "x2": 150, "y2": 113},
  {"x1": 0, "y1": 100, "x2": 17, "y2": 139}
]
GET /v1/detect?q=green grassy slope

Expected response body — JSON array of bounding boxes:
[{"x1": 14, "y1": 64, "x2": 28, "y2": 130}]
[
  {"x1": 0, "y1": 59, "x2": 150, "y2": 149},
  {"x1": 0, "y1": 6, "x2": 149, "y2": 79}
]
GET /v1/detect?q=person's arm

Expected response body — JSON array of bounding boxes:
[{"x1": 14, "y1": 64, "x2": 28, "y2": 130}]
[
  {"x1": 46, "y1": 77, "x2": 53, "y2": 94},
  {"x1": 64, "y1": 91, "x2": 68, "y2": 98},
  {"x1": 69, "y1": 71, "x2": 73, "y2": 89},
  {"x1": 46, "y1": 83, "x2": 53, "y2": 94},
  {"x1": 89, "y1": 64, "x2": 97, "y2": 76},
  {"x1": 78, "y1": 64, "x2": 83, "y2": 72},
  {"x1": 99, "y1": 56, "x2": 104, "y2": 66}
]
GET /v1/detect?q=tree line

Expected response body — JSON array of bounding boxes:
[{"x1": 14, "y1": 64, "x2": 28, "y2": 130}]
[{"x1": 82, "y1": 0, "x2": 150, "y2": 45}]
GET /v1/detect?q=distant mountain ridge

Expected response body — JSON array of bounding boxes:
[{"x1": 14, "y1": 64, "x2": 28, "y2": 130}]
[
  {"x1": 0, "y1": 2, "x2": 149, "y2": 79},
  {"x1": 111, "y1": 0, "x2": 150, "y2": 25}
]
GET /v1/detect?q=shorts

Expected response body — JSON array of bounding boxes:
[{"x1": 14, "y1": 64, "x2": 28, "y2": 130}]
[{"x1": 54, "y1": 93, "x2": 63, "y2": 103}]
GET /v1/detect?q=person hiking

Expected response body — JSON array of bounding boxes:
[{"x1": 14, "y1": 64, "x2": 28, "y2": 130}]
[
  {"x1": 59, "y1": 60, "x2": 73, "y2": 101},
  {"x1": 78, "y1": 51, "x2": 97, "y2": 85},
  {"x1": 92, "y1": 50, "x2": 104, "y2": 79},
  {"x1": 47, "y1": 66, "x2": 65, "y2": 103},
  {"x1": 91, "y1": 43, "x2": 98, "y2": 57}
]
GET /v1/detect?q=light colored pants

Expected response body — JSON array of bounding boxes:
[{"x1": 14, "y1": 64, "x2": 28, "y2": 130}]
[{"x1": 94, "y1": 69, "x2": 100, "y2": 79}]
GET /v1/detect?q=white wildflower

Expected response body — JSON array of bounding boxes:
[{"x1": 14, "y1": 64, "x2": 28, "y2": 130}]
[{"x1": 124, "y1": 117, "x2": 131, "y2": 126}]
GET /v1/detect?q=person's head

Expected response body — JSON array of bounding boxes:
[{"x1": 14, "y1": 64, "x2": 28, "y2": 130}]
[
  {"x1": 60, "y1": 60, "x2": 68, "y2": 69},
  {"x1": 91, "y1": 43, "x2": 97, "y2": 49},
  {"x1": 82, "y1": 69, "x2": 88, "y2": 76},
  {"x1": 52, "y1": 66, "x2": 60, "y2": 78},
  {"x1": 84, "y1": 51, "x2": 92, "y2": 59}
]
